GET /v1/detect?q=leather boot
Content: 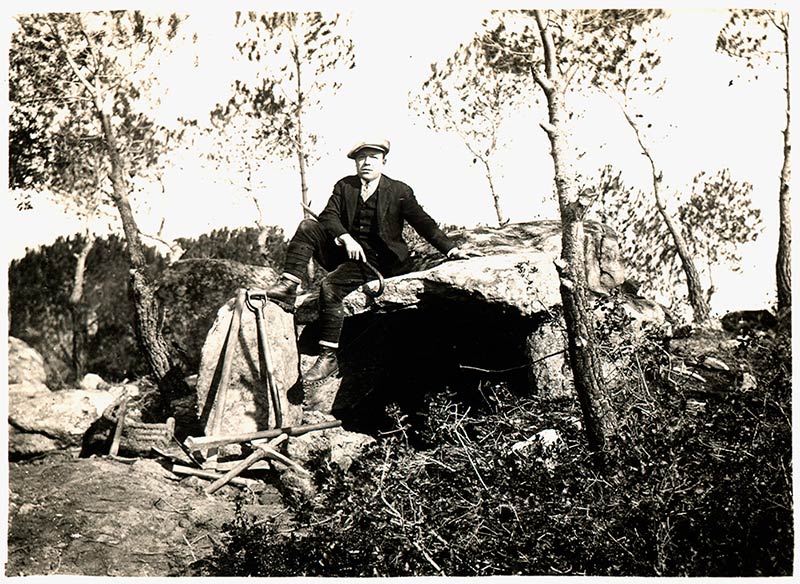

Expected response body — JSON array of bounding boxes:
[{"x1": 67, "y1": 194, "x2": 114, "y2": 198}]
[
  {"x1": 303, "y1": 346, "x2": 339, "y2": 387},
  {"x1": 266, "y1": 276, "x2": 299, "y2": 313}
]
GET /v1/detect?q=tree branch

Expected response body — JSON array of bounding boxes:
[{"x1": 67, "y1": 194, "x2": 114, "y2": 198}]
[
  {"x1": 530, "y1": 63, "x2": 552, "y2": 94},
  {"x1": 48, "y1": 16, "x2": 97, "y2": 100},
  {"x1": 534, "y1": 10, "x2": 557, "y2": 81}
]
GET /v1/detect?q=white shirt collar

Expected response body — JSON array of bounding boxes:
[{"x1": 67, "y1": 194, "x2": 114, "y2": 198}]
[{"x1": 360, "y1": 177, "x2": 380, "y2": 201}]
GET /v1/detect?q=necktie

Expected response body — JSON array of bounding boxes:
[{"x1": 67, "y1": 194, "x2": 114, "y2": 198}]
[{"x1": 361, "y1": 181, "x2": 370, "y2": 202}]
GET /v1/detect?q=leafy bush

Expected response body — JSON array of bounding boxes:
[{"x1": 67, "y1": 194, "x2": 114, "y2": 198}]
[
  {"x1": 8, "y1": 234, "x2": 162, "y2": 383},
  {"x1": 177, "y1": 225, "x2": 287, "y2": 271},
  {"x1": 8, "y1": 226, "x2": 288, "y2": 383},
  {"x1": 202, "y1": 318, "x2": 792, "y2": 577}
]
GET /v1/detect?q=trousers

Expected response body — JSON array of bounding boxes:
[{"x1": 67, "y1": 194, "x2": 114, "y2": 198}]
[{"x1": 283, "y1": 219, "x2": 408, "y2": 346}]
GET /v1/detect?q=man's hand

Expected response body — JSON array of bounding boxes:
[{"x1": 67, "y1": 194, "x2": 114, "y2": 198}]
[
  {"x1": 447, "y1": 247, "x2": 483, "y2": 260},
  {"x1": 339, "y1": 233, "x2": 367, "y2": 262}
]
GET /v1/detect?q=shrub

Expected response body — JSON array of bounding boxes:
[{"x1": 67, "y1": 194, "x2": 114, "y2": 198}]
[
  {"x1": 177, "y1": 225, "x2": 287, "y2": 271},
  {"x1": 202, "y1": 317, "x2": 792, "y2": 577}
]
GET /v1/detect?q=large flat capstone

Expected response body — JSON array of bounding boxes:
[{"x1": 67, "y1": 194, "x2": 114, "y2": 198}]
[{"x1": 295, "y1": 220, "x2": 625, "y2": 323}]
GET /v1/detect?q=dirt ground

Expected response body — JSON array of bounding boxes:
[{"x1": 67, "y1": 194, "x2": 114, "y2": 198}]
[{"x1": 5, "y1": 451, "x2": 289, "y2": 577}]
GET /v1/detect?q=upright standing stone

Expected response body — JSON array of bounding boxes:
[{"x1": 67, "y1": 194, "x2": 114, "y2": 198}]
[{"x1": 196, "y1": 291, "x2": 303, "y2": 437}]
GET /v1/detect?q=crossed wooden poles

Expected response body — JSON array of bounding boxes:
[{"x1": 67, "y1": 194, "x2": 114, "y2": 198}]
[{"x1": 170, "y1": 288, "x2": 340, "y2": 495}]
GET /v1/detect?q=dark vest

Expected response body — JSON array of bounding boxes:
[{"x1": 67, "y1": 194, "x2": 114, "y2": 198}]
[{"x1": 352, "y1": 191, "x2": 390, "y2": 265}]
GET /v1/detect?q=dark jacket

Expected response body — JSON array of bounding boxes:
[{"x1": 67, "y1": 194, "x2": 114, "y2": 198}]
[{"x1": 318, "y1": 174, "x2": 456, "y2": 263}]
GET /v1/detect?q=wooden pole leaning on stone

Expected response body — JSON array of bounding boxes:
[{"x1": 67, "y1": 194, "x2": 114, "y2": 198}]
[
  {"x1": 196, "y1": 287, "x2": 341, "y2": 496},
  {"x1": 108, "y1": 397, "x2": 129, "y2": 457},
  {"x1": 246, "y1": 289, "x2": 284, "y2": 427},
  {"x1": 209, "y1": 289, "x2": 246, "y2": 438}
]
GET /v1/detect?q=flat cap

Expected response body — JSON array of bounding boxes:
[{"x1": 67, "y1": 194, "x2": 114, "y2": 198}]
[{"x1": 347, "y1": 138, "x2": 390, "y2": 159}]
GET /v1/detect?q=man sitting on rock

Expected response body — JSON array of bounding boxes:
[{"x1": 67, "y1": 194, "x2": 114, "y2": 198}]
[{"x1": 267, "y1": 138, "x2": 480, "y2": 387}]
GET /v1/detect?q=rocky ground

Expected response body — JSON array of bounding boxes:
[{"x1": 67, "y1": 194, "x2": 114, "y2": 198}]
[{"x1": 6, "y1": 450, "x2": 288, "y2": 577}]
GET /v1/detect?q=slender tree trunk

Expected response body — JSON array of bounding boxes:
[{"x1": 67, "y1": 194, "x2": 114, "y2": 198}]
[
  {"x1": 53, "y1": 15, "x2": 188, "y2": 397},
  {"x1": 69, "y1": 232, "x2": 95, "y2": 381},
  {"x1": 481, "y1": 158, "x2": 506, "y2": 225},
  {"x1": 292, "y1": 39, "x2": 314, "y2": 282},
  {"x1": 621, "y1": 108, "x2": 711, "y2": 323},
  {"x1": 651, "y1": 173, "x2": 711, "y2": 323},
  {"x1": 776, "y1": 21, "x2": 791, "y2": 313},
  {"x1": 97, "y1": 104, "x2": 189, "y2": 395},
  {"x1": 293, "y1": 42, "x2": 310, "y2": 216},
  {"x1": 296, "y1": 110, "x2": 310, "y2": 213},
  {"x1": 533, "y1": 11, "x2": 618, "y2": 455}
]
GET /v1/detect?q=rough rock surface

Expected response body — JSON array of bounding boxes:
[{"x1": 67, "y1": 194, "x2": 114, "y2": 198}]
[
  {"x1": 158, "y1": 258, "x2": 279, "y2": 372},
  {"x1": 196, "y1": 291, "x2": 303, "y2": 438},
  {"x1": 79, "y1": 373, "x2": 109, "y2": 390},
  {"x1": 527, "y1": 293, "x2": 667, "y2": 399},
  {"x1": 296, "y1": 220, "x2": 625, "y2": 324},
  {"x1": 8, "y1": 385, "x2": 137, "y2": 457},
  {"x1": 6, "y1": 453, "x2": 287, "y2": 577},
  {"x1": 8, "y1": 336, "x2": 49, "y2": 386},
  {"x1": 8, "y1": 427, "x2": 63, "y2": 459},
  {"x1": 9, "y1": 381, "x2": 52, "y2": 399},
  {"x1": 525, "y1": 320, "x2": 572, "y2": 399},
  {"x1": 280, "y1": 410, "x2": 376, "y2": 500},
  {"x1": 720, "y1": 309, "x2": 778, "y2": 333},
  {"x1": 666, "y1": 324, "x2": 745, "y2": 392}
]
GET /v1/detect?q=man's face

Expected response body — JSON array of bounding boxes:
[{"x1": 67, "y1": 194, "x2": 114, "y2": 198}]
[{"x1": 354, "y1": 148, "x2": 386, "y2": 182}]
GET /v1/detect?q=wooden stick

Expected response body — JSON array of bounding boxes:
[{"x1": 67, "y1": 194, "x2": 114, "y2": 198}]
[
  {"x1": 205, "y1": 434, "x2": 288, "y2": 495},
  {"x1": 251, "y1": 293, "x2": 284, "y2": 427},
  {"x1": 185, "y1": 419, "x2": 342, "y2": 451},
  {"x1": 172, "y1": 464, "x2": 258, "y2": 488},
  {"x1": 203, "y1": 459, "x2": 271, "y2": 472},
  {"x1": 109, "y1": 398, "x2": 128, "y2": 456},
  {"x1": 254, "y1": 442, "x2": 311, "y2": 477},
  {"x1": 209, "y1": 289, "x2": 246, "y2": 438}
]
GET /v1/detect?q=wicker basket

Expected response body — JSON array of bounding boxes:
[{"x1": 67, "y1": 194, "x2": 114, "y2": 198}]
[
  {"x1": 119, "y1": 417, "x2": 176, "y2": 455},
  {"x1": 102, "y1": 395, "x2": 176, "y2": 455}
]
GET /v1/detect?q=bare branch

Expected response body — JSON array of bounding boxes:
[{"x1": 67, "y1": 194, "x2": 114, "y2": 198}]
[
  {"x1": 48, "y1": 16, "x2": 97, "y2": 101},
  {"x1": 534, "y1": 10, "x2": 557, "y2": 82},
  {"x1": 530, "y1": 63, "x2": 552, "y2": 94}
]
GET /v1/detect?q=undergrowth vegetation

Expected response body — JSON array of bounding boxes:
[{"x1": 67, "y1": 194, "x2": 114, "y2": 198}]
[{"x1": 202, "y1": 307, "x2": 792, "y2": 577}]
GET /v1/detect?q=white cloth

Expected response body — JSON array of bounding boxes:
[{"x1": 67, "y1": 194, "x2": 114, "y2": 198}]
[{"x1": 360, "y1": 179, "x2": 379, "y2": 201}]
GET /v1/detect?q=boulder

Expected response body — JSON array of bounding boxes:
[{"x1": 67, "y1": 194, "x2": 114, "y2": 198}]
[
  {"x1": 280, "y1": 410, "x2": 375, "y2": 500},
  {"x1": 8, "y1": 336, "x2": 48, "y2": 386},
  {"x1": 9, "y1": 381, "x2": 52, "y2": 399},
  {"x1": 157, "y1": 258, "x2": 279, "y2": 373},
  {"x1": 527, "y1": 292, "x2": 666, "y2": 399},
  {"x1": 720, "y1": 309, "x2": 778, "y2": 333},
  {"x1": 8, "y1": 389, "x2": 125, "y2": 455},
  {"x1": 196, "y1": 290, "x2": 303, "y2": 439},
  {"x1": 79, "y1": 373, "x2": 109, "y2": 390},
  {"x1": 8, "y1": 426, "x2": 63, "y2": 458},
  {"x1": 525, "y1": 320, "x2": 572, "y2": 399}
]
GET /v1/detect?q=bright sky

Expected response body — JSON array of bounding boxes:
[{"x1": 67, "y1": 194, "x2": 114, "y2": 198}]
[{"x1": 3, "y1": 2, "x2": 794, "y2": 315}]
